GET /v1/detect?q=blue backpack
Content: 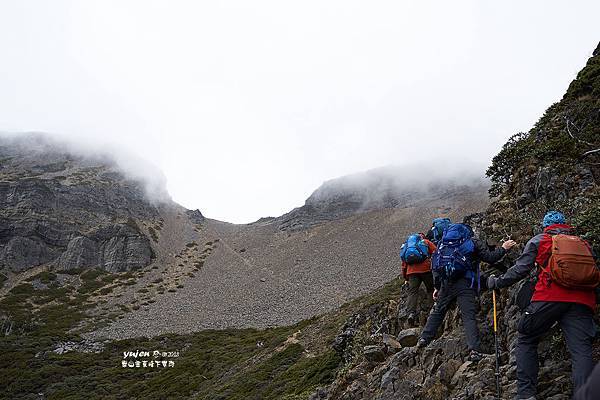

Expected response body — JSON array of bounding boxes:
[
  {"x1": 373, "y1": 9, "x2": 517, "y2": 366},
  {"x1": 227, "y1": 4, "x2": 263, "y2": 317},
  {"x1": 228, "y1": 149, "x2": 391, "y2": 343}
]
[
  {"x1": 431, "y1": 224, "x2": 477, "y2": 283},
  {"x1": 400, "y1": 234, "x2": 429, "y2": 265},
  {"x1": 431, "y1": 218, "x2": 452, "y2": 244}
]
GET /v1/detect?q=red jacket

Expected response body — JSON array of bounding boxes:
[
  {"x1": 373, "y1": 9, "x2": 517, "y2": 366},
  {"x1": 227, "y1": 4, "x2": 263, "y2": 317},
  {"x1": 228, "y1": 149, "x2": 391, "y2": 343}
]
[
  {"x1": 402, "y1": 239, "x2": 436, "y2": 278},
  {"x1": 532, "y1": 224, "x2": 596, "y2": 310},
  {"x1": 496, "y1": 224, "x2": 596, "y2": 311}
]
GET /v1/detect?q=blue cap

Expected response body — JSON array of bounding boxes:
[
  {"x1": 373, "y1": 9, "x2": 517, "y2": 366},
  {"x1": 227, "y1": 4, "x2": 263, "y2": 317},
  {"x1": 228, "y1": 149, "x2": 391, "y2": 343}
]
[{"x1": 543, "y1": 211, "x2": 565, "y2": 227}]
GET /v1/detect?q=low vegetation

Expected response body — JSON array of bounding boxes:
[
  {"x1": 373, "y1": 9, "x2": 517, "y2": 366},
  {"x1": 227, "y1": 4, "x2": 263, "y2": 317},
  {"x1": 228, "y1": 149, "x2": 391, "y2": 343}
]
[
  {"x1": 485, "y1": 48, "x2": 600, "y2": 252},
  {"x1": 0, "y1": 263, "x2": 403, "y2": 400}
]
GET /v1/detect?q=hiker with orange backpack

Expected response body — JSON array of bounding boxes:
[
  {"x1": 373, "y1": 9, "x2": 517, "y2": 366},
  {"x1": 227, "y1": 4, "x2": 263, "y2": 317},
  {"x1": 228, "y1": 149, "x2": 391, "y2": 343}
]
[
  {"x1": 487, "y1": 211, "x2": 600, "y2": 400},
  {"x1": 399, "y1": 233, "x2": 437, "y2": 326}
]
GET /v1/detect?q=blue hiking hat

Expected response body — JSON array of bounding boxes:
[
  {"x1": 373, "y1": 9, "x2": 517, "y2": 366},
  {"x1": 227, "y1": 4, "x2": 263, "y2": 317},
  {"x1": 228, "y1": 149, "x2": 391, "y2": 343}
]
[{"x1": 543, "y1": 211, "x2": 565, "y2": 227}]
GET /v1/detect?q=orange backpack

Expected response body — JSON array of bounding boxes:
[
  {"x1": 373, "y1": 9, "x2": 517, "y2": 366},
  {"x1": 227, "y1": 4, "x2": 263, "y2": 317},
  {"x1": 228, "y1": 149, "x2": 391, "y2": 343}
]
[{"x1": 546, "y1": 234, "x2": 600, "y2": 290}]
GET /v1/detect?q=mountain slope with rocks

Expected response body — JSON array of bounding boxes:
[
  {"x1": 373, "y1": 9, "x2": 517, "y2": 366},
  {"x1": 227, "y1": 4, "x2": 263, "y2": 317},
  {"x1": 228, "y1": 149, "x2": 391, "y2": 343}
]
[
  {"x1": 303, "y1": 42, "x2": 600, "y2": 400},
  {"x1": 86, "y1": 168, "x2": 488, "y2": 339},
  {"x1": 0, "y1": 135, "x2": 164, "y2": 285},
  {"x1": 273, "y1": 164, "x2": 488, "y2": 231},
  {"x1": 0, "y1": 135, "x2": 490, "y2": 340},
  {"x1": 0, "y1": 134, "x2": 490, "y2": 399},
  {"x1": 3, "y1": 43, "x2": 598, "y2": 400}
]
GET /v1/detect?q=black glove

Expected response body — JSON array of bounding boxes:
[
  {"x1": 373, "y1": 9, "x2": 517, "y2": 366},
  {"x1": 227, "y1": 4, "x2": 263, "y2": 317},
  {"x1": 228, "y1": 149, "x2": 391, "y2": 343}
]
[{"x1": 487, "y1": 275, "x2": 500, "y2": 290}]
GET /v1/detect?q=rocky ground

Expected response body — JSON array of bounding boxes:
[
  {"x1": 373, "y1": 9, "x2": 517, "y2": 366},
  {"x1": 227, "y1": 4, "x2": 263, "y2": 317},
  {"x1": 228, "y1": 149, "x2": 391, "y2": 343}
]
[
  {"x1": 86, "y1": 190, "x2": 487, "y2": 339},
  {"x1": 306, "y1": 272, "x2": 594, "y2": 400}
]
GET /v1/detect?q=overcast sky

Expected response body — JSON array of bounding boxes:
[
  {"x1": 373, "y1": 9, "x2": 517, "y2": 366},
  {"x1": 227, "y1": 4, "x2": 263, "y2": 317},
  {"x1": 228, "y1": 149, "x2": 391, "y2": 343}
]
[{"x1": 0, "y1": 1, "x2": 598, "y2": 223}]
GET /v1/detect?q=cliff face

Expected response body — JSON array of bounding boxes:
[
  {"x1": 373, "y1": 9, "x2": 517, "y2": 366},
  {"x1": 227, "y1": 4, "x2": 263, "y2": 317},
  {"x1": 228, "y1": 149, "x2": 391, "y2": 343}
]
[
  {"x1": 307, "y1": 44, "x2": 600, "y2": 400},
  {"x1": 0, "y1": 134, "x2": 161, "y2": 274}
]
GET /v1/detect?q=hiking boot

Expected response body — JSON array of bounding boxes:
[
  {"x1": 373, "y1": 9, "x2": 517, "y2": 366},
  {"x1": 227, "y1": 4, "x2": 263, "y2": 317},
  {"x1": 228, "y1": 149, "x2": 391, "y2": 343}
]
[
  {"x1": 416, "y1": 338, "x2": 429, "y2": 348},
  {"x1": 468, "y1": 350, "x2": 483, "y2": 362}
]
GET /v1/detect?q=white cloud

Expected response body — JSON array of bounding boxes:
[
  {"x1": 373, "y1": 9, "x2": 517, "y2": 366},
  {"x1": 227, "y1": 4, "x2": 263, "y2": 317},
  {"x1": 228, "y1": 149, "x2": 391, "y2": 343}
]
[{"x1": 0, "y1": 0, "x2": 598, "y2": 222}]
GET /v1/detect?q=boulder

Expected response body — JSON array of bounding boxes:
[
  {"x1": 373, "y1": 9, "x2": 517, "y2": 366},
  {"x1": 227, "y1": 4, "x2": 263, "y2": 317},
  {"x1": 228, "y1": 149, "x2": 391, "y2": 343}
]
[
  {"x1": 363, "y1": 345, "x2": 386, "y2": 363},
  {"x1": 396, "y1": 328, "x2": 420, "y2": 347},
  {"x1": 380, "y1": 366, "x2": 399, "y2": 390},
  {"x1": 186, "y1": 209, "x2": 205, "y2": 224},
  {"x1": 451, "y1": 361, "x2": 473, "y2": 387},
  {"x1": 437, "y1": 359, "x2": 461, "y2": 386}
]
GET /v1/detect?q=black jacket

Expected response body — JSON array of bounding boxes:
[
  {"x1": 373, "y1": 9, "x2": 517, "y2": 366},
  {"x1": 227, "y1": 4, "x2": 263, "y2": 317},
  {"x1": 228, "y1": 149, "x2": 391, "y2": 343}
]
[{"x1": 433, "y1": 237, "x2": 507, "y2": 289}]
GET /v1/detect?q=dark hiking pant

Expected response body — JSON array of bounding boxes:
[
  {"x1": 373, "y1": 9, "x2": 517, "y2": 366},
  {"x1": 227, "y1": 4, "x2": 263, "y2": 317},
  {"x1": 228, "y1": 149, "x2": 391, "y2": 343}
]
[
  {"x1": 515, "y1": 301, "x2": 595, "y2": 399},
  {"x1": 406, "y1": 272, "x2": 434, "y2": 314},
  {"x1": 420, "y1": 277, "x2": 480, "y2": 351}
]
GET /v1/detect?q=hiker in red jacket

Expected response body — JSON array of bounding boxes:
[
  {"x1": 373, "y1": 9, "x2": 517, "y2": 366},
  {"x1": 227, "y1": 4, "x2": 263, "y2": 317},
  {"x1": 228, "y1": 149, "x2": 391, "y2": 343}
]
[
  {"x1": 487, "y1": 211, "x2": 600, "y2": 400},
  {"x1": 400, "y1": 233, "x2": 437, "y2": 326}
]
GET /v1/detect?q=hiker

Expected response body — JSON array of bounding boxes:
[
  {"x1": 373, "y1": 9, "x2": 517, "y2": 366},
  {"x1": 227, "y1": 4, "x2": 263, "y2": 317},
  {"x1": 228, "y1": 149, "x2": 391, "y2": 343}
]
[
  {"x1": 487, "y1": 211, "x2": 599, "y2": 399},
  {"x1": 399, "y1": 233, "x2": 436, "y2": 325},
  {"x1": 426, "y1": 217, "x2": 451, "y2": 246},
  {"x1": 417, "y1": 223, "x2": 516, "y2": 362}
]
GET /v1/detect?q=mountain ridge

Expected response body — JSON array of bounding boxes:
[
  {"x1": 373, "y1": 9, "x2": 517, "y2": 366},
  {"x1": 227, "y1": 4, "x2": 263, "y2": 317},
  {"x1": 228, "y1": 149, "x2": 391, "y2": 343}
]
[{"x1": 2, "y1": 42, "x2": 598, "y2": 399}]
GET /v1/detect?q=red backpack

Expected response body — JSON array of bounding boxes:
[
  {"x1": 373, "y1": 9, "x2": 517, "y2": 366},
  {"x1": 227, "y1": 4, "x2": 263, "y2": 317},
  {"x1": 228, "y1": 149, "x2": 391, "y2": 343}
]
[{"x1": 546, "y1": 234, "x2": 600, "y2": 290}]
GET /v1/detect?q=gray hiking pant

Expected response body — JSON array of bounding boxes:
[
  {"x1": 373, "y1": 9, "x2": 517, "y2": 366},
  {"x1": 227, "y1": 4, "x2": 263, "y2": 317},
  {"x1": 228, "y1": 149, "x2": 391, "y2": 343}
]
[
  {"x1": 515, "y1": 301, "x2": 595, "y2": 398},
  {"x1": 420, "y1": 277, "x2": 480, "y2": 351},
  {"x1": 406, "y1": 272, "x2": 434, "y2": 314}
]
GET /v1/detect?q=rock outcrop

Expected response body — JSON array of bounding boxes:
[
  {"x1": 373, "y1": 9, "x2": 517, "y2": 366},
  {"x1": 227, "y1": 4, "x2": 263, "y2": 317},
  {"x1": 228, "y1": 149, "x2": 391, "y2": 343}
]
[
  {"x1": 0, "y1": 134, "x2": 160, "y2": 273},
  {"x1": 310, "y1": 277, "x2": 583, "y2": 400}
]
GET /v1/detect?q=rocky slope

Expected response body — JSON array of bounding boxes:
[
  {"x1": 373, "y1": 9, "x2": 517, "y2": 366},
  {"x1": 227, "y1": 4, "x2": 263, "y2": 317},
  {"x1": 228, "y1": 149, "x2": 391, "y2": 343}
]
[
  {"x1": 87, "y1": 172, "x2": 488, "y2": 339},
  {"x1": 304, "y1": 42, "x2": 600, "y2": 400},
  {"x1": 3, "y1": 43, "x2": 597, "y2": 399},
  {"x1": 0, "y1": 133, "x2": 490, "y2": 399},
  {"x1": 0, "y1": 132, "x2": 490, "y2": 342},
  {"x1": 274, "y1": 164, "x2": 489, "y2": 231}
]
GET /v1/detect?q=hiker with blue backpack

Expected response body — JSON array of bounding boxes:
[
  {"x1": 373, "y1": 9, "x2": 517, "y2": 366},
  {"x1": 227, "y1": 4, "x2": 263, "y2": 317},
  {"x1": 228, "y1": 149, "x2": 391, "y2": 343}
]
[
  {"x1": 399, "y1": 233, "x2": 437, "y2": 326},
  {"x1": 417, "y1": 223, "x2": 516, "y2": 362},
  {"x1": 426, "y1": 217, "x2": 452, "y2": 246}
]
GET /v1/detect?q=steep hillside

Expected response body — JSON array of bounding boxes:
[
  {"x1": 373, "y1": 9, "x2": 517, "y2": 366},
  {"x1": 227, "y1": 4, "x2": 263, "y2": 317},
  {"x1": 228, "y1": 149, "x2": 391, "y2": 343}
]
[
  {"x1": 483, "y1": 41, "x2": 600, "y2": 249},
  {"x1": 4, "y1": 40, "x2": 597, "y2": 397},
  {"x1": 303, "y1": 42, "x2": 600, "y2": 400},
  {"x1": 88, "y1": 169, "x2": 488, "y2": 339},
  {"x1": 0, "y1": 132, "x2": 490, "y2": 399}
]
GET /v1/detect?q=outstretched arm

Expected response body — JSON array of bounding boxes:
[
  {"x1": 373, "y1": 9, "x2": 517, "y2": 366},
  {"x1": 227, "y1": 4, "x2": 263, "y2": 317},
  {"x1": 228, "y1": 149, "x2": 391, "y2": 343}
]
[
  {"x1": 493, "y1": 237, "x2": 539, "y2": 289},
  {"x1": 473, "y1": 238, "x2": 507, "y2": 264}
]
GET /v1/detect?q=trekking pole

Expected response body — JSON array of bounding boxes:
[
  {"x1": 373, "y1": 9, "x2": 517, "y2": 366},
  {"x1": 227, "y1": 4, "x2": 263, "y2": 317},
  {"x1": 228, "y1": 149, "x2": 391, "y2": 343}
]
[{"x1": 493, "y1": 289, "x2": 501, "y2": 399}]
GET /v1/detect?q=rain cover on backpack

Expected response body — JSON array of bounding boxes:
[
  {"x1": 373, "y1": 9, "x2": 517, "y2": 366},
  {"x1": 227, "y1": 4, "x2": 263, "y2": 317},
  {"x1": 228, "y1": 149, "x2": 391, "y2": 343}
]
[
  {"x1": 431, "y1": 218, "x2": 452, "y2": 244},
  {"x1": 432, "y1": 224, "x2": 475, "y2": 281},
  {"x1": 400, "y1": 234, "x2": 429, "y2": 265}
]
